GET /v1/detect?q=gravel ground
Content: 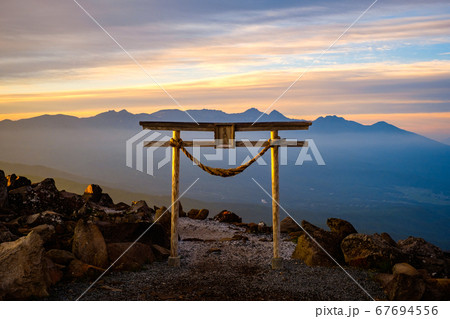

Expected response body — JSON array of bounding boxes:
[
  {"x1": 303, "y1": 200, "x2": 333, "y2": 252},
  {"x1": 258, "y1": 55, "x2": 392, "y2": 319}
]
[{"x1": 47, "y1": 218, "x2": 387, "y2": 301}]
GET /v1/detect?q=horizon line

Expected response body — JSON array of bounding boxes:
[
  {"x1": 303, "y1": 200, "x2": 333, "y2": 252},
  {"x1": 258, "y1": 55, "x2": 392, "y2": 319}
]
[{"x1": 1, "y1": 108, "x2": 450, "y2": 142}]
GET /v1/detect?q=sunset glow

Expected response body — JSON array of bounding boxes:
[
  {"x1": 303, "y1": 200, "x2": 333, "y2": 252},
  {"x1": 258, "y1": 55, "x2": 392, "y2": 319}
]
[{"x1": 1, "y1": 0, "x2": 449, "y2": 139}]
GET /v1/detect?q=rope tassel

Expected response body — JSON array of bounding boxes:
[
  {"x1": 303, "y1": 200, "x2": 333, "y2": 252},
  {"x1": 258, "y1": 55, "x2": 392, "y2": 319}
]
[{"x1": 169, "y1": 138, "x2": 273, "y2": 177}]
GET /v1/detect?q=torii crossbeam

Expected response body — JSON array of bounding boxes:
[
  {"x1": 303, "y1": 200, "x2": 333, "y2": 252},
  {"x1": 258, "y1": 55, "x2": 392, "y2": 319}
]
[{"x1": 139, "y1": 121, "x2": 312, "y2": 269}]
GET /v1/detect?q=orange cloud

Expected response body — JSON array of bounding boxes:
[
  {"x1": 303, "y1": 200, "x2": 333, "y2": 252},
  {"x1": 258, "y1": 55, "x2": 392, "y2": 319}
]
[{"x1": 1, "y1": 60, "x2": 449, "y2": 113}]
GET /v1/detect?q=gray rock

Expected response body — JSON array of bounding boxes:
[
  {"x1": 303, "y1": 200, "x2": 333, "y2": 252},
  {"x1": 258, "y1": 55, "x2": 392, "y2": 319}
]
[
  {"x1": 326, "y1": 218, "x2": 357, "y2": 241},
  {"x1": 0, "y1": 231, "x2": 50, "y2": 299},
  {"x1": 214, "y1": 210, "x2": 242, "y2": 223},
  {"x1": 280, "y1": 217, "x2": 300, "y2": 233},
  {"x1": 397, "y1": 236, "x2": 449, "y2": 277},
  {"x1": 384, "y1": 263, "x2": 426, "y2": 301},
  {"x1": 341, "y1": 233, "x2": 406, "y2": 271},
  {"x1": 82, "y1": 184, "x2": 114, "y2": 207},
  {"x1": 72, "y1": 220, "x2": 108, "y2": 268},
  {"x1": 292, "y1": 221, "x2": 343, "y2": 267}
]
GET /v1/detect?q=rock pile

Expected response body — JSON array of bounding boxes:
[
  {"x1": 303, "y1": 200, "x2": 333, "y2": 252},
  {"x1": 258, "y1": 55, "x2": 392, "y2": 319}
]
[
  {"x1": 0, "y1": 171, "x2": 172, "y2": 300},
  {"x1": 290, "y1": 218, "x2": 449, "y2": 300},
  {"x1": 0, "y1": 172, "x2": 255, "y2": 300}
]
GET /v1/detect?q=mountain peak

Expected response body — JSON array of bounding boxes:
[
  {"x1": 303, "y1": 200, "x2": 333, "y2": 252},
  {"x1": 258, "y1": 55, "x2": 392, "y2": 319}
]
[
  {"x1": 370, "y1": 121, "x2": 406, "y2": 134},
  {"x1": 93, "y1": 109, "x2": 134, "y2": 119},
  {"x1": 317, "y1": 115, "x2": 347, "y2": 122},
  {"x1": 242, "y1": 107, "x2": 262, "y2": 115}
]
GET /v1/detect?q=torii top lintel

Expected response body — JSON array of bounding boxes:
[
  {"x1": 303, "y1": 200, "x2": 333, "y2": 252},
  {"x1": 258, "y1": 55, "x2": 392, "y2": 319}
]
[{"x1": 139, "y1": 121, "x2": 312, "y2": 132}]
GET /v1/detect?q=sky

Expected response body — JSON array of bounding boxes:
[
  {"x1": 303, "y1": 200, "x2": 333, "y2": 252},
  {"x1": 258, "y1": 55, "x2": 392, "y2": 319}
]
[{"x1": 1, "y1": 0, "x2": 449, "y2": 140}]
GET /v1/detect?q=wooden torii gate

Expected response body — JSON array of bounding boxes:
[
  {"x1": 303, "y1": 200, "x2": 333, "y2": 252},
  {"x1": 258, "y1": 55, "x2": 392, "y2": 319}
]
[{"x1": 139, "y1": 121, "x2": 312, "y2": 269}]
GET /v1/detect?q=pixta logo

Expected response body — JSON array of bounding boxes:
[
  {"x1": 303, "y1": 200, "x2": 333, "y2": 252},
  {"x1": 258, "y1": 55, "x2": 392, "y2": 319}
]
[
  {"x1": 126, "y1": 131, "x2": 325, "y2": 176},
  {"x1": 126, "y1": 130, "x2": 172, "y2": 176}
]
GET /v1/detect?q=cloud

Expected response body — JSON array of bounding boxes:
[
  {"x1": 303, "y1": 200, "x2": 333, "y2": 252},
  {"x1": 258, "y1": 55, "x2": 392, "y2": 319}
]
[
  {"x1": 1, "y1": 0, "x2": 449, "y2": 83},
  {"x1": 0, "y1": 0, "x2": 449, "y2": 139},
  {"x1": 1, "y1": 60, "x2": 448, "y2": 114}
]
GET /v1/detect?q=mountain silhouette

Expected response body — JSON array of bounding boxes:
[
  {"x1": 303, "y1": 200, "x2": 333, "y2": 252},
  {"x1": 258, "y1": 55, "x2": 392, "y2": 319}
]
[{"x1": 0, "y1": 108, "x2": 449, "y2": 248}]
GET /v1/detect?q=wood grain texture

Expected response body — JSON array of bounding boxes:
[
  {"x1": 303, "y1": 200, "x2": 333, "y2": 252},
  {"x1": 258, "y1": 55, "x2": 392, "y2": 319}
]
[
  {"x1": 140, "y1": 121, "x2": 312, "y2": 132},
  {"x1": 170, "y1": 130, "x2": 180, "y2": 258},
  {"x1": 271, "y1": 130, "x2": 280, "y2": 260},
  {"x1": 144, "y1": 140, "x2": 307, "y2": 148}
]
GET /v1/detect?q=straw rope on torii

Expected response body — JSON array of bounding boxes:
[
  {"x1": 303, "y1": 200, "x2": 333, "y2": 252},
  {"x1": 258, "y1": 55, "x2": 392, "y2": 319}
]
[
  {"x1": 140, "y1": 121, "x2": 312, "y2": 269},
  {"x1": 169, "y1": 137, "x2": 273, "y2": 177}
]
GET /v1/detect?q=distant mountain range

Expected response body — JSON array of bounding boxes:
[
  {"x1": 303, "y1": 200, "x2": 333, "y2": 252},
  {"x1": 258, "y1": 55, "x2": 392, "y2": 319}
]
[{"x1": 0, "y1": 108, "x2": 449, "y2": 249}]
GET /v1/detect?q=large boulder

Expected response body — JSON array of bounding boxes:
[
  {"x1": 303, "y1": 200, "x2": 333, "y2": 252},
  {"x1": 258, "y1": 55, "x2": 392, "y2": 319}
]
[
  {"x1": 107, "y1": 242, "x2": 154, "y2": 271},
  {"x1": 292, "y1": 220, "x2": 343, "y2": 267},
  {"x1": 6, "y1": 174, "x2": 31, "y2": 191},
  {"x1": 187, "y1": 208, "x2": 209, "y2": 220},
  {"x1": 214, "y1": 210, "x2": 242, "y2": 223},
  {"x1": 72, "y1": 220, "x2": 108, "y2": 268},
  {"x1": 341, "y1": 233, "x2": 406, "y2": 271},
  {"x1": 0, "y1": 231, "x2": 51, "y2": 299},
  {"x1": 326, "y1": 218, "x2": 357, "y2": 241},
  {"x1": 384, "y1": 263, "x2": 426, "y2": 301},
  {"x1": 0, "y1": 171, "x2": 7, "y2": 209},
  {"x1": 82, "y1": 184, "x2": 114, "y2": 208},
  {"x1": 397, "y1": 236, "x2": 449, "y2": 277},
  {"x1": 280, "y1": 217, "x2": 300, "y2": 233}
]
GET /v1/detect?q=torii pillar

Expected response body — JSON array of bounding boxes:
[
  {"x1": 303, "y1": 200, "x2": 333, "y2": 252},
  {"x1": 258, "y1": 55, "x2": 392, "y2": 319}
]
[
  {"x1": 271, "y1": 130, "x2": 282, "y2": 269},
  {"x1": 168, "y1": 130, "x2": 181, "y2": 267}
]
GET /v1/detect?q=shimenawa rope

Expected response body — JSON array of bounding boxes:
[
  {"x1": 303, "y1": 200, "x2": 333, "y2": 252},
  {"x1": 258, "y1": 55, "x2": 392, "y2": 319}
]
[{"x1": 169, "y1": 138, "x2": 273, "y2": 177}]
